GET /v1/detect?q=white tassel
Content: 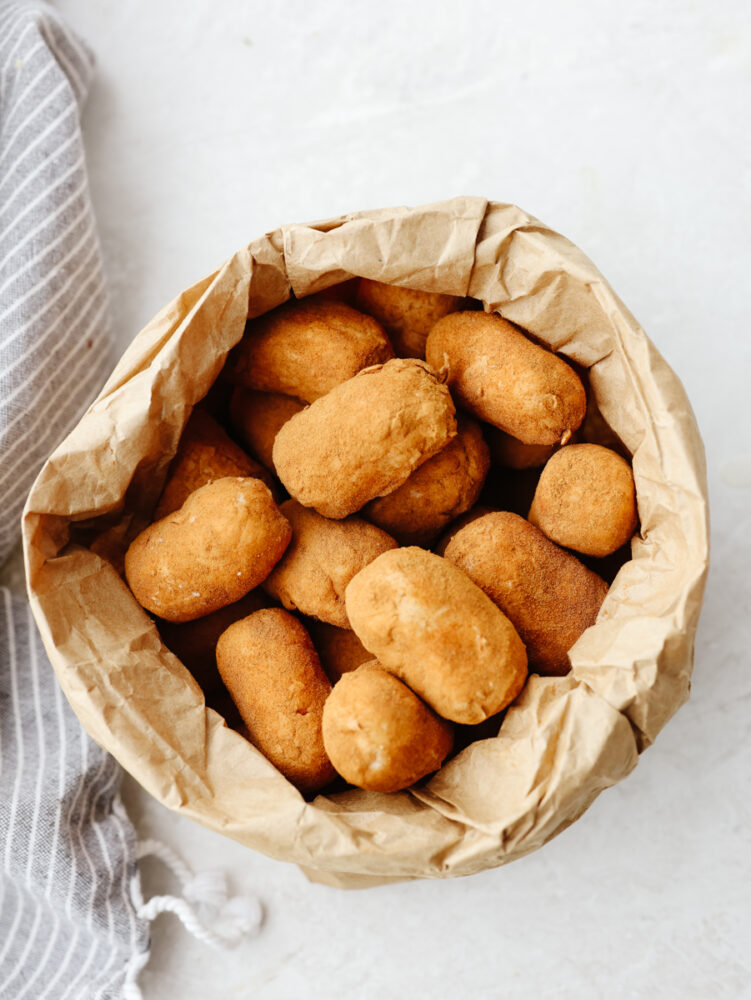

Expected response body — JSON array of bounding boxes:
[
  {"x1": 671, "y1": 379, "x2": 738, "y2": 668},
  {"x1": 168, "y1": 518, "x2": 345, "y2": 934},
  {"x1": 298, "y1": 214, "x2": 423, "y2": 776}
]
[
  {"x1": 123, "y1": 837, "x2": 264, "y2": 997},
  {"x1": 122, "y1": 948, "x2": 150, "y2": 1000}
]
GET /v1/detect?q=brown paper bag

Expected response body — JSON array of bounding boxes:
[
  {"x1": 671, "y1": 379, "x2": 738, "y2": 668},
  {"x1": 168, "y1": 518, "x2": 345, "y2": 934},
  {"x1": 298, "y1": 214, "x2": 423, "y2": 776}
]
[{"x1": 22, "y1": 197, "x2": 709, "y2": 888}]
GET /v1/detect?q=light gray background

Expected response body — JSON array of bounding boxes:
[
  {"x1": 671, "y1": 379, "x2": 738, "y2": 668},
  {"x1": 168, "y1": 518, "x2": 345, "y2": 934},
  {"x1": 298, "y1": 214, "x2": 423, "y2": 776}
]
[{"x1": 50, "y1": 1, "x2": 751, "y2": 997}]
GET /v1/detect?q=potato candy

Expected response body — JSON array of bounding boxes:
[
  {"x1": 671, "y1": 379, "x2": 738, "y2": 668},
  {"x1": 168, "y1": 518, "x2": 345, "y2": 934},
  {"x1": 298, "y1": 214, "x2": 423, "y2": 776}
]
[
  {"x1": 486, "y1": 426, "x2": 555, "y2": 470},
  {"x1": 273, "y1": 358, "x2": 457, "y2": 519},
  {"x1": 227, "y1": 298, "x2": 394, "y2": 403},
  {"x1": 443, "y1": 511, "x2": 608, "y2": 676},
  {"x1": 345, "y1": 547, "x2": 527, "y2": 724},
  {"x1": 355, "y1": 279, "x2": 460, "y2": 359},
  {"x1": 229, "y1": 388, "x2": 304, "y2": 471},
  {"x1": 433, "y1": 505, "x2": 493, "y2": 557},
  {"x1": 322, "y1": 662, "x2": 454, "y2": 793},
  {"x1": 158, "y1": 589, "x2": 269, "y2": 693},
  {"x1": 216, "y1": 609, "x2": 335, "y2": 794},
  {"x1": 154, "y1": 409, "x2": 273, "y2": 519},
  {"x1": 262, "y1": 500, "x2": 397, "y2": 628},
  {"x1": 125, "y1": 477, "x2": 291, "y2": 623},
  {"x1": 426, "y1": 311, "x2": 586, "y2": 445},
  {"x1": 364, "y1": 415, "x2": 489, "y2": 545},
  {"x1": 528, "y1": 443, "x2": 638, "y2": 557},
  {"x1": 308, "y1": 621, "x2": 372, "y2": 682}
]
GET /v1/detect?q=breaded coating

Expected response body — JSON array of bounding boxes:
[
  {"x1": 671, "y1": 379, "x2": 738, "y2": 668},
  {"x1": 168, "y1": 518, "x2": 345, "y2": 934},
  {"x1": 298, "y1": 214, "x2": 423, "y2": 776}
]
[
  {"x1": 226, "y1": 298, "x2": 394, "y2": 403},
  {"x1": 364, "y1": 415, "x2": 489, "y2": 545},
  {"x1": 262, "y1": 500, "x2": 397, "y2": 628},
  {"x1": 528, "y1": 443, "x2": 638, "y2": 557},
  {"x1": 433, "y1": 505, "x2": 494, "y2": 556},
  {"x1": 125, "y1": 477, "x2": 292, "y2": 623},
  {"x1": 443, "y1": 511, "x2": 609, "y2": 676},
  {"x1": 273, "y1": 358, "x2": 457, "y2": 519},
  {"x1": 158, "y1": 589, "x2": 269, "y2": 693},
  {"x1": 155, "y1": 409, "x2": 273, "y2": 519},
  {"x1": 322, "y1": 662, "x2": 454, "y2": 793},
  {"x1": 216, "y1": 609, "x2": 335, "y2": 794},
  {"x1": 307, "y1": 621, "x2": 372, "y2": 682},
  {"x1": 355, "y1": 279, "x2": 461, "y2": 359},
  {"x1": 229, "y1": 388, "x2": 304, "y2": 471},
  {"x1": 345, "y1": 547, "x2": 528, "y2": 724},
  {"x1": 486, "y1": 425, "x2": 555, "y2": 470},
  {"x1": 425, "y1": 311, "x2": 586, "y2": 445}
]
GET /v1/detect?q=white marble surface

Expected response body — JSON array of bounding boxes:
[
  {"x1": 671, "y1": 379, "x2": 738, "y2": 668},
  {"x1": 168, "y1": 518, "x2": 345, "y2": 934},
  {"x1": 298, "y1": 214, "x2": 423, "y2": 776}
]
[{"x1": 51, "y1": 1, "x2": 751, "y2": 997}]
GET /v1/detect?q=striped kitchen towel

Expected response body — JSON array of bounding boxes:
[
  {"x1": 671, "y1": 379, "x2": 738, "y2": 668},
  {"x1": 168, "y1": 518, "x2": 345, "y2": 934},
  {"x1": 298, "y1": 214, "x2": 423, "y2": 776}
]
[
  {"x1": 0, "y1": 2, "x2": 150, "y2": 997},
  {"x1": 0, "y1": 592, "x2": 150, "y2": 999},
  {"x1": 0, "y1": 0, "x2": 114, "y2": 563}
]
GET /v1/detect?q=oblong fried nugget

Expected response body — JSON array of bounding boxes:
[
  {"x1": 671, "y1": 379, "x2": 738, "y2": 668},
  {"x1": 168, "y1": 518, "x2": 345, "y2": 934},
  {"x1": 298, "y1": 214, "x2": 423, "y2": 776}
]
[
  {"x1": 322, "y1": 662, "x2": 454, "y2": 793},
  {"x1": 433, "y1": 504, "x2": 493, "y2": 556},
  {"x1": 272, "y1": 358, "x2": 457, "y2": 519},
  {"x1": 345, "y1": 547, "x2": 528, "y2": 724},
  {"x1": 158, "y1": 589, "x2": 269, "y2": 693},
  {"x1": 125, "y1": 477, "x2": 291, "y2": 623},
  {"x1": 216, "y1": 609, "x2": 335, "y2": 794},
  {"x1": 443, "y1": 511, "x2": 608, "y2": 676},
  {"x1": 307, "y1": 621, "x2": 372, "y2": 683},
  {"x1": 229, "y1": 388, "x2": 304, "y2": 471},
  {"x1": 227, "y1": 298, "x2": 394, "y2": 403},
  {"x1": 262, "y1": 500, "x2": 397, "y2": 628},
  {"x1": 364, "y1": 415, "x2": 489, "y2": 545},
  {"x1": 155, "y1": 409, "x2": 273, "y2": 519},
  {"x1": 425, "y1": 312, "x2": 586, "y2": 445},
  {"x1": 486, "y1": 425, "x2": 555, "y2": 470},
  {"x1": 355, "y1": 279, "x2": 460, "y2": 359},
  {"x1": 528, "y1": 443, "x2": 638, "y2": 557}
]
